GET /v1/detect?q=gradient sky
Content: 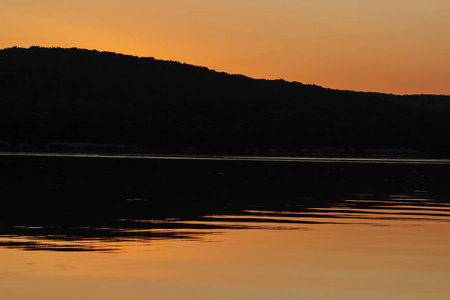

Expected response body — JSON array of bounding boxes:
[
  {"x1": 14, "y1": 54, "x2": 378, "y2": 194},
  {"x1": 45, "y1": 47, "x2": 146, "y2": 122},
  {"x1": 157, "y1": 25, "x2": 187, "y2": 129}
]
[{"x1": 1, "y1": 0, "x2": 449, "y2": 95}]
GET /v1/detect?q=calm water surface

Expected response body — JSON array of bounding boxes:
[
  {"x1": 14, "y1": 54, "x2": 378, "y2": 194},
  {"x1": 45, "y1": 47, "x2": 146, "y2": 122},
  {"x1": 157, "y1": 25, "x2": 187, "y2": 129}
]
[{"x1": 0, "y1": 154, "x2": 449, "y2": 299}]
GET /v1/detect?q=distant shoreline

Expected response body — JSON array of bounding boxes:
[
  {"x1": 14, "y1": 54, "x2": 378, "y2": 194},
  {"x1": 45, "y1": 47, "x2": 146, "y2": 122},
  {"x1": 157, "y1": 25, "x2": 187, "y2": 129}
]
[{"x1": 2, "y1": 151, "x2": 450, "y2": 165}]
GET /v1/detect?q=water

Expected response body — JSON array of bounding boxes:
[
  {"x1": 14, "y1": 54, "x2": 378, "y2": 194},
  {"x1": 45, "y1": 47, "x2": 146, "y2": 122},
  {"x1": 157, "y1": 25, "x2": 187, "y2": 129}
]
[{"x1": 0, "y1": 154, "x2": 449, "y2": 299}]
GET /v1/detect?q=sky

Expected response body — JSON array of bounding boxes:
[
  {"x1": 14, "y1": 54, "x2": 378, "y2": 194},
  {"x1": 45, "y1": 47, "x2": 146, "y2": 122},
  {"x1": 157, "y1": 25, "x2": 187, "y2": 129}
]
[{"x1": 1, "y1": 0, "x2": 449, "y2": 95}]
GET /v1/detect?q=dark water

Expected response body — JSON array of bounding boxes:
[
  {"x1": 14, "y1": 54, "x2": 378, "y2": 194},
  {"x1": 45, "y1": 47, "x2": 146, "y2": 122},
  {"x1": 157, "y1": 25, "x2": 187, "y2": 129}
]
[{"x1": 0, "y1": 155, "x2": 449, "y2": 299}]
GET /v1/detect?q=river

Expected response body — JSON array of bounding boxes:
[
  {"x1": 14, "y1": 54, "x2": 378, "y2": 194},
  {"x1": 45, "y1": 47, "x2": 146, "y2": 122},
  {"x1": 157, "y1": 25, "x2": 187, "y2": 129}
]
[{"x1": 0, "y1": 154, "x2": 449, "y2": 299}]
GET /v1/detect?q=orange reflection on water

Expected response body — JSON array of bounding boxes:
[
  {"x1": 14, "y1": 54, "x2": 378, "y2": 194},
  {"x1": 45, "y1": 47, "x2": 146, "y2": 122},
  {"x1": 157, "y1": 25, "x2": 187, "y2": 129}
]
[{"x1": 1, "y1": 195, "x2": 449, "y2": 300}]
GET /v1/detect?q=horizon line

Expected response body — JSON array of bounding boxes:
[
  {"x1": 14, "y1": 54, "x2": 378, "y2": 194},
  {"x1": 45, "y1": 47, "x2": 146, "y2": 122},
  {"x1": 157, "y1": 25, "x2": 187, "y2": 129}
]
[{"x1": 3, "y1": 45, "x2": 449, "y2": 97}]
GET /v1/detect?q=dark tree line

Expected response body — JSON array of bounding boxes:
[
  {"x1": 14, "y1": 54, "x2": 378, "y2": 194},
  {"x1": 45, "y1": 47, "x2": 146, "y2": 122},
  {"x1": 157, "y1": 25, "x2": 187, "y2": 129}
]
[{"x1": 0, "y1": 46, "x2": 450, "y2": 156}]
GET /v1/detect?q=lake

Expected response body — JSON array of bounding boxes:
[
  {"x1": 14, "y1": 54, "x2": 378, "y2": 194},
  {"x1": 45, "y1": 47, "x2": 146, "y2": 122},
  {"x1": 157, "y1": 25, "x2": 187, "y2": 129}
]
[{"x1": 0, "y1": 154, "x2": 449, "y2": 299}]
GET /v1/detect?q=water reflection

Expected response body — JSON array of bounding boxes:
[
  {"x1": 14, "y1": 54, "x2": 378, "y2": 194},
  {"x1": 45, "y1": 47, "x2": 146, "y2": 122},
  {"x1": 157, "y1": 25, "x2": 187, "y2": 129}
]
[{"x1": 0, "y1": 155, "x2": 449, "y2": 252}]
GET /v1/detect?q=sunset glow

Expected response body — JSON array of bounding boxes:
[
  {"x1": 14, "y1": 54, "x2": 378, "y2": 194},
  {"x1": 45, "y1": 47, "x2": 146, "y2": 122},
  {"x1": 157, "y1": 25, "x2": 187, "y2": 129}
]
[{"x1": 1, "y1": 0, "x2": 449, "y2": 94}]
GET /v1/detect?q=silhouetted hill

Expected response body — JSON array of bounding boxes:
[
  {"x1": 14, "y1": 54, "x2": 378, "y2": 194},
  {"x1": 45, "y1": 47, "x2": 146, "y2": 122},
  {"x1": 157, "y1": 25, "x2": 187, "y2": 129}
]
[{"x1": 1, "y1": 46, "x2": 449, "y2": 156}]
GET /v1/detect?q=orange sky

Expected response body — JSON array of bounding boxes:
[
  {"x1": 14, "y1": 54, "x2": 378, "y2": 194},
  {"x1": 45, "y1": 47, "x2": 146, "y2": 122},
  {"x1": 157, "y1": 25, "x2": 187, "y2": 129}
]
[{"x1": 1, "y1": 0, "x2": 449, "y2": 95}]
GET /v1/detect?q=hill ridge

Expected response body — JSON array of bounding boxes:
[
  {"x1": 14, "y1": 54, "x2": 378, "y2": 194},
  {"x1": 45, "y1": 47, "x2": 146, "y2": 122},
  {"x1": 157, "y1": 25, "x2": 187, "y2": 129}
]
[{"x1": 1, "y1": 46, "x2": 449, "y2": 156}]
